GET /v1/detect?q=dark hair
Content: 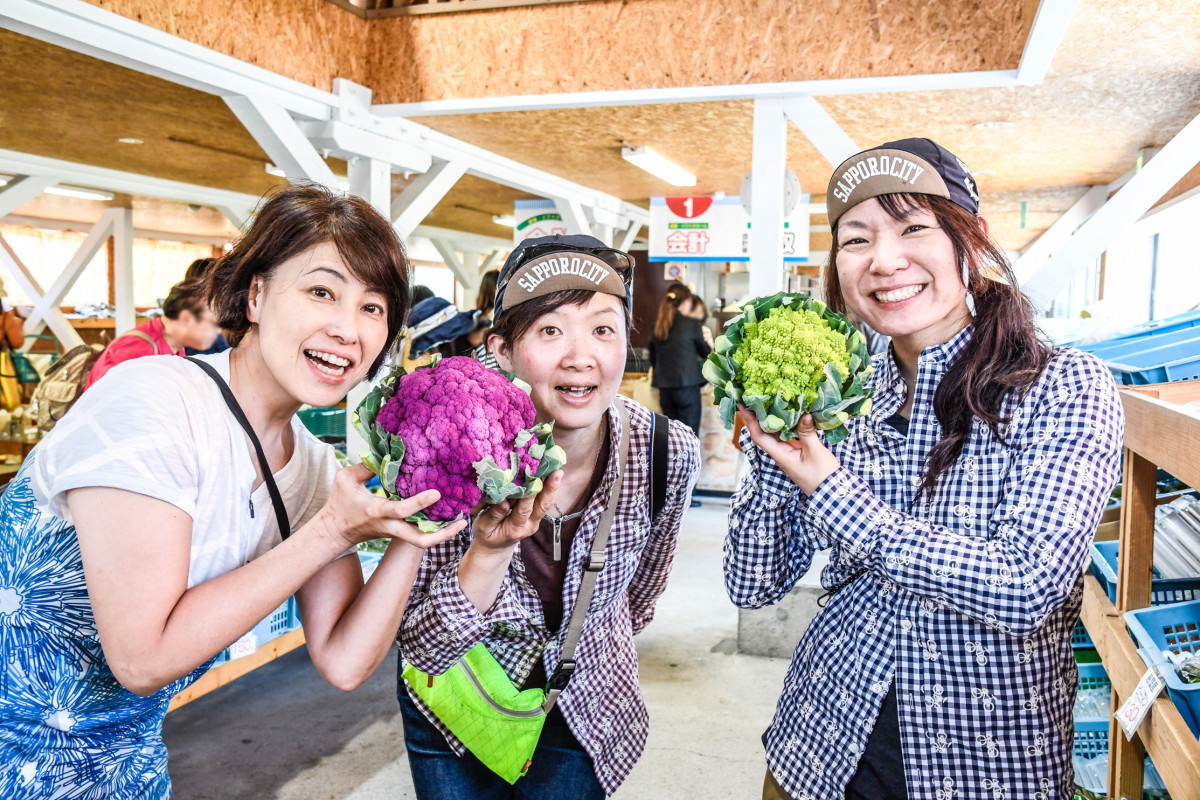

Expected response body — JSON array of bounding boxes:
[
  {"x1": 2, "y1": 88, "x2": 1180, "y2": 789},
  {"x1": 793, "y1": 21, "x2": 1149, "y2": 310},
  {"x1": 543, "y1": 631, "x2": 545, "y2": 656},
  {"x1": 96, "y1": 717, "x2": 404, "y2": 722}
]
[
  {"x1": 824, "y1": 193, "x2": 1053, "y2": 497},
  {"x1": 161, "y1": 279, "x2": 209, "y2": 320},
  {"x1": 489, "y1": 288, "x2": 631, "y2": 348},
  {"x1": 476, "y1": 270, "x2": 500, "y2": 317},
  {"x1": 652, "y1": 287, "x2": 692, "y2": 341},
  {"x1": 206, "y1": 184, "x2": 411, "y2": 378},
  {"x1": 184, "y1": 257, "x2": 217, "y2": 284}
]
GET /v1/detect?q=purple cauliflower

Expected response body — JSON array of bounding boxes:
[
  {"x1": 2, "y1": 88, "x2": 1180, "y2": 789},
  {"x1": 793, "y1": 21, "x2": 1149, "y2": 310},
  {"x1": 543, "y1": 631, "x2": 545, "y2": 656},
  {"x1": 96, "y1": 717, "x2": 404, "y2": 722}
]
[{"x1": 374, "y1": 356, "x2": 540, "y2": 521}]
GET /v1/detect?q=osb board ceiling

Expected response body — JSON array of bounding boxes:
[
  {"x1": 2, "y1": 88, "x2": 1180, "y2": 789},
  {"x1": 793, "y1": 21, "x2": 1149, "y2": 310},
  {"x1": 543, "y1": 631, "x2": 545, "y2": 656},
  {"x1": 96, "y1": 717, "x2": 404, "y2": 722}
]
[
  {"x1": 80, "y1": 0, "x2": 1032, "y2": 101},
  {"x1": 365, "y1": 0, "x2": 1033, "y2": 103}
]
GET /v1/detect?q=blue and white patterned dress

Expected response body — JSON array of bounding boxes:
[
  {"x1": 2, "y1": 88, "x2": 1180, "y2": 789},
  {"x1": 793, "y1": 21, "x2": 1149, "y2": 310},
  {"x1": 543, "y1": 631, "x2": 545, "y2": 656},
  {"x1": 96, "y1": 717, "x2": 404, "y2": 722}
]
[{"x1": 0, "y1": 351, "x2": 336, "y2": 799}]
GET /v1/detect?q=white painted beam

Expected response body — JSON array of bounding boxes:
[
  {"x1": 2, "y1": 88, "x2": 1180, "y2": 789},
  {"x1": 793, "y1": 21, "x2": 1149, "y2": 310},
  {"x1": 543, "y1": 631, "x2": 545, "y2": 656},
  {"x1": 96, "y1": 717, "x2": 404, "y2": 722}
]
[
  {"x1": 429, "y1": 238, "x2": 476, "y2": 293},
  {"x1": 0, "y1": 234, "x2": 56, "y2": 346},
  {"x1": 782, "y1": 96, "x2": 859, "y2": 167},
  {"x1": 111, "y1": 207, "x2": 134, "y2": 335},
  {"x1": 0, "y1": 175, "x2": 56, "y2": 217},
  {"x1": 412, "y1": 225, "x2": 512, "y2": 254},
  {"x1": 1, "y1": 0, "x2": 336, "y2": 120},
  {"x1": 554, "y1": 198, "x2": 594, "y2": 237},
  {"x1": 1023, "y1": 109, "x2": 1200, "y2": 309},
  {"x1": 225, "y1": 96, "x2": 339, "y2": 188},
  {"x1": 479, "y1": 250, "x2": 501, "y2": 272},
  {"x1": 616, "y1": 221, "x2": 642, "y2": 252},
  {"x1": 1016, "y1": 0, "x2": 1082, "y2": 84},
  {"x1": 1011, "y1": 184, "x2": 1107, "y2": 285},
  {"x1": 391, "y1": 160, "x2": 468, "y2": 239},
  {"x1": 302, "y1": 119, "x2": 432, "y2": 175},
  {"x1": 348, "y1": 157, "x2": 391, "y2": 216},
  {"x1": 748, "y1": 99, "x2": 787, "y2": 298},
  {"x1": 374, "y1": 70, "x2": 1023, "y2": 117},
  {"x1": 0, "y1": 149, "x2": 262, "y2": 211}
]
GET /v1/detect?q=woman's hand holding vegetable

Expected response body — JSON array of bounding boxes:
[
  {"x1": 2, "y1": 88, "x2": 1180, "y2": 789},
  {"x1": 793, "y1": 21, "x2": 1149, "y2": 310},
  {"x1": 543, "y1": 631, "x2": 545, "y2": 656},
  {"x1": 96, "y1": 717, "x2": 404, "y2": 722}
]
[
  {"x1": 315, "y1": 463, "x2": 467, "y2": 549},
  {"x1": 739, "y1": 407, "x2": 841, "y2": 496},
  {"x1": 458, "y1": 470, "x2": 563, "y2": 612}
]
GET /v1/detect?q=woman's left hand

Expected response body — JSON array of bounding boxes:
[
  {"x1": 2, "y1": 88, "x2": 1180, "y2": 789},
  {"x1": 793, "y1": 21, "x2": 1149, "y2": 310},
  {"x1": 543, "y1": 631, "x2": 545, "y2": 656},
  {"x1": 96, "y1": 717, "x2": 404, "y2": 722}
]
[{"x1": 738, "y1": 407, "x2": 841, "y2": 496}]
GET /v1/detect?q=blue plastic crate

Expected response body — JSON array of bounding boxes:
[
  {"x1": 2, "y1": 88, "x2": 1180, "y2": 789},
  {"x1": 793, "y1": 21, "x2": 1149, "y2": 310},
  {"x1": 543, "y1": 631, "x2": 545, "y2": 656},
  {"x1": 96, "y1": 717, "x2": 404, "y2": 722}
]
[
  {"x1": 249, "y1": 599, "x2": 299, "y2": 645},
  {"x1": 1078, "y1": 661, "x2": 1111, "y2": 694},
  {"x1": 1124, "y1": 599, "x2": 1200, "y2": 737},
  {"x1": 1090, "y1": 541, "x2": 1200, "y2": 606},
  {"x1": 1075, "y1": 309, "x2": 1200, "y2": 351},
  {"x1": 1073, "y1": 718, "x2": 1109, "y2": 760},
  {"x1": 1106, "y1": 337, "x2": 1200, "y2": 385},
  {"x1": 1072, "y1": 619, "x2": 1093, "y2": 649},
  {"x1": 1086, "y1": 327, "x2": 1200, "y2": 361}
]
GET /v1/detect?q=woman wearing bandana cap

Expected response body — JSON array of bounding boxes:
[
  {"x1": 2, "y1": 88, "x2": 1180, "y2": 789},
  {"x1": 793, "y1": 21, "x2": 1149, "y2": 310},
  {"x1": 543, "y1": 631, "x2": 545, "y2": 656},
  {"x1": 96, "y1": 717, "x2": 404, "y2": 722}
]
[
  {"x1": 397, "y1": 235, "x2": 701, "y2": 799},
  {"x1": 726, "y1": 139, "x2": 1124, "y2": 800}
]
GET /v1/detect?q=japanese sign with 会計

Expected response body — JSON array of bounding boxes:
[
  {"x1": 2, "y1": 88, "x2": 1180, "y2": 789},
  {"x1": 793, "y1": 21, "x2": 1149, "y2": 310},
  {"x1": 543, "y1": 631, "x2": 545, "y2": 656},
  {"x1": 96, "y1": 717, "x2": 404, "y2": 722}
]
[{"x1": 648, "y1": 195, "x2": 810, "y2": 262}]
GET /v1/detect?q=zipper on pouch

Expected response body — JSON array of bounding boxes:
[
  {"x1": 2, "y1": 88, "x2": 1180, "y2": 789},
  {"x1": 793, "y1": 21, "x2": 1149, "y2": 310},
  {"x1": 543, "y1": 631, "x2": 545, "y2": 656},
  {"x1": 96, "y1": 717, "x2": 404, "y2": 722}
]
[{"x1": 458, "y1": 659, "x2": 544, "y2": 718}]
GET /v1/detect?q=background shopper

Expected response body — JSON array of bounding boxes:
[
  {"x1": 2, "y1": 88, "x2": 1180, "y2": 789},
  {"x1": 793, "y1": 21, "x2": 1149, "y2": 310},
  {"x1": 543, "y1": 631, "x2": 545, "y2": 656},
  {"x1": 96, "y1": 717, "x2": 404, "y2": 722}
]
[{"x1": 648, "y1": 286, "x2": 711, "y2": 436}]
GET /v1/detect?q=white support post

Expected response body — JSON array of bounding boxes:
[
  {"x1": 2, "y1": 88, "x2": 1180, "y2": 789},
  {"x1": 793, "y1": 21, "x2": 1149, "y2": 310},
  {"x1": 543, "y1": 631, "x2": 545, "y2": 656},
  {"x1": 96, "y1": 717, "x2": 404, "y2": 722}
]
[
  {"x1": 592, "y1": 223, "x2": 614, "y2": 247},
  {"x1": 1011, "y1": 184, "x2": 1108, "y2": 285},
  {"x1": 391, "y1": 160, "x2": 467, "y2": 239},
  {"x1": 554, "y1": 198, "x2": 593, "y2": 237},
  {"x1": 782, "y1": 96, "x2": 859, "y2": 167},
  {"x1": 0, "y1": 175, "x2": 56, "y2": 217},
  {"x1": 19, "y1": 209, "x2": 125, "y2": 348},
  {"x1": 616, "y1": 221, "x2": 642, "y2": 252},
  {"x1": 479, "y1": 251, "x2": 501, "y2": 272},
  {"x1": 224, "y1": 95, "x2": 339, "y2": 188},
  {"x1": 748, "y1": 98, "x2": 788, "y2": 298},
  {"x1": 215, "y1": 204, "x2": 253, "y2": 232},
  {"x1": 0, "y1": 234, "x2": 57, "y2": 348},
  {"x1": 458, "y1": 249, "x2": 483, "y2": 308},
  {"x1": 1024, "y1": 109, "x2": 1200, "y2": 309},
  {"x1": 430, "y1": 237, "x2": 469, "y2": 284},
  {"x1": 348, "y1": 156, "x2": 391, "y2": 216},
  {"x1": 111, "y1": 207, "x2": 134, "y2": 335}
]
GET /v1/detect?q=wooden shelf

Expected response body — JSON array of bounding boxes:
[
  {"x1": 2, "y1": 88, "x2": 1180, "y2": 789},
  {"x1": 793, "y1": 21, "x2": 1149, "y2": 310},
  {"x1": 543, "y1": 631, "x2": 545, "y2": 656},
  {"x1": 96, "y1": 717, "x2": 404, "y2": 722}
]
[
  {"x1": 167, "y1": 628, "x2": 307, "y2": 713},
  {"x1": 1086, "y1": 379, "x2": 1200, "y2": 797}
]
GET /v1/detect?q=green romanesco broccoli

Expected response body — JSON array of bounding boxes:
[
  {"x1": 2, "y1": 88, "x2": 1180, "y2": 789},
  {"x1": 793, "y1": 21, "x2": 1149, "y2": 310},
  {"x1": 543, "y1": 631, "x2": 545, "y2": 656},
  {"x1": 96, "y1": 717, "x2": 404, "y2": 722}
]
[{"x1": 733, "y1": 306, "x2": 851, "y2": 406}]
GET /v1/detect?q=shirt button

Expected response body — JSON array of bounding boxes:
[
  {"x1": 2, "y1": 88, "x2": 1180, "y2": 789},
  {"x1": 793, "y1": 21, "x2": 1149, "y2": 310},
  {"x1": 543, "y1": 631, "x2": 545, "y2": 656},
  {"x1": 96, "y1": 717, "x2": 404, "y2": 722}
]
[
  {"x1": 901, "y1": 619, "x2": 913, "y2": 631},
  {"x1": 849, "y1": 742, "x2": 860, "y2": 754},
  {"x1": 872, "y1": 681, "x2": 886, "y2": 694},
  {"x1": 910, "y1": 476, "x2": 921, "y2": 487}
]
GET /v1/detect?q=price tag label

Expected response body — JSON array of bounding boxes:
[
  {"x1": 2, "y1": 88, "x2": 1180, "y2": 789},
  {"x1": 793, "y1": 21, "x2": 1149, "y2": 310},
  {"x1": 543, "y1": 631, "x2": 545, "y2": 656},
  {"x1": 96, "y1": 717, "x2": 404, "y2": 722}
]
[
  {"x1": 1116, "y1": 665, "x2": 1167, "y2": 740},
  {"x1": 228, "y1": 632, "x2": 259, "y2": 661}
]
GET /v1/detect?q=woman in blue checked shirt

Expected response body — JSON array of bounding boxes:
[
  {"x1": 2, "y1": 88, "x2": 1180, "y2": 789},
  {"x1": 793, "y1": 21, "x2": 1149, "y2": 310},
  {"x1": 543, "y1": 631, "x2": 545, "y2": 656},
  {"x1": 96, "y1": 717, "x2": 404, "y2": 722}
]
[
  {"x1": 727, "y1": 138, "x2": 1124, "y2": 800},
  {"x1": 397, "y1": 235, "x2": 700, "y2": 799}
]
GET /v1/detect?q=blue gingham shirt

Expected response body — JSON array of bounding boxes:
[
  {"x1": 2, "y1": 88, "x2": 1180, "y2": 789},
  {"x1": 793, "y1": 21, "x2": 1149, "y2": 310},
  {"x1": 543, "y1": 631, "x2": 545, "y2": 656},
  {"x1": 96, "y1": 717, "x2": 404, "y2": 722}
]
[{"x1": 725, "y1": 326, "x2": 1124, "y2": 800}]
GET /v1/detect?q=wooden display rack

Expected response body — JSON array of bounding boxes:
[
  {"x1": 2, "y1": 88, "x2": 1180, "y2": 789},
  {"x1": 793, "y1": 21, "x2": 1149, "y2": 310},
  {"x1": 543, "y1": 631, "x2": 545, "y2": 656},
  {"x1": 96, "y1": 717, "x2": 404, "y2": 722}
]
[
  {"x1": 1080, "y1": 379, "x2": 1200, "y2": 798},
  {"x1": 166, "y1": 629, "x2": 307, "y2": 712}
]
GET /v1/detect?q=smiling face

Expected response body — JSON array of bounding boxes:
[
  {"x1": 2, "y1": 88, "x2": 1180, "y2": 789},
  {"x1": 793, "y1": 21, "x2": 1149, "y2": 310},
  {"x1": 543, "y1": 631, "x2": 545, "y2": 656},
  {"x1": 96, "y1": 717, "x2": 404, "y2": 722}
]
[
  {"x1": 245, "y1": 241, "x2": 390, "y2": 408},
  {"x1": 489, "y1": 293, "x2": 627, "y2": 433},
  {"x1": 834, "y1": 196, "x2": 973, "y2": 352}
]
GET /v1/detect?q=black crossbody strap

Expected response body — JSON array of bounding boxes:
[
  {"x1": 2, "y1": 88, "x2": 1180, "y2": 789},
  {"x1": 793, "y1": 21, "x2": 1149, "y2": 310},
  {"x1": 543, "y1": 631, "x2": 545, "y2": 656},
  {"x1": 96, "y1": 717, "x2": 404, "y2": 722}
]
[
  {"x1": 650, "y1": 412, "x2": 669, "y2": 522},
  {"x1": 186, "y1": 357, "x2": 292, "y2": 539}
]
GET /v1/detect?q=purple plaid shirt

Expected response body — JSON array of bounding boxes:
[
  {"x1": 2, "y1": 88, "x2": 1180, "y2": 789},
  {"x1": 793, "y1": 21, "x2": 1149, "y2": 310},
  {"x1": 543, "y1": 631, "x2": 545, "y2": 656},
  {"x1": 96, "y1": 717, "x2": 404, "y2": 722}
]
[
  {"x1": 726, "y1": 326, "x2": 1124, "y2": 800},
  {"x1": 398, "y1": 397, "x2": 700, "y2": 794}
]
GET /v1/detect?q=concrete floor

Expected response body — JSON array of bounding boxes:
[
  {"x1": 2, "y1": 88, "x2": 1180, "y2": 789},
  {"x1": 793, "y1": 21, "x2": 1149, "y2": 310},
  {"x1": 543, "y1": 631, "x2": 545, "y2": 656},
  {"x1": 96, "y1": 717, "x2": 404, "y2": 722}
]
[{"x1": 163, "y1": 499, "x2": 791, "y2": 799}]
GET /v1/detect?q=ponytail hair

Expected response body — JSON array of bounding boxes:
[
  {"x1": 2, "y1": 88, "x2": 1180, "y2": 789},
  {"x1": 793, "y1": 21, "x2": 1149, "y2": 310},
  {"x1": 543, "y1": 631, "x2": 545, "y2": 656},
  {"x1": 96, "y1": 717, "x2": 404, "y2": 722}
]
[
  {"x1": 653, "y1": 288, "x2": 692, "y2": 341},
  {"x1": 824, "y1": 193, "x2": 1053, "y2": 498}
]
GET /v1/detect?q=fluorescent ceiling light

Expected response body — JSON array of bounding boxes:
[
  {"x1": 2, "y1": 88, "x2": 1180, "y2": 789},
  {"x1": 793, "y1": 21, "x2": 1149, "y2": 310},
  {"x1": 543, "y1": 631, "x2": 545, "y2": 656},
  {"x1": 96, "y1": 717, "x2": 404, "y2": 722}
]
[
  {"x1": 118, "y1": 137, "x2": 144, "y2": 145},
  {"x1": 492, "y1": 215, "x2": 516, "y2": 227},
  {"x1": 45, "y1": 185, "x2": 114, "y2": 201},
  {"x1": 972, "y1": 120, "x2": 1013, "y2": 130},
  {"x1": 621, "y1": 146, "x2": 696, "y2": 187}
]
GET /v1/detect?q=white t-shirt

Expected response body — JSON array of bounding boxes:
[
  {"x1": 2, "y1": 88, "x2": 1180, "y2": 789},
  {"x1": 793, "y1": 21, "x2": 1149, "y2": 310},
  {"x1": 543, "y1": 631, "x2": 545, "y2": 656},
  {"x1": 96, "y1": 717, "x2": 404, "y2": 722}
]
[{"x1": 27, "y1": 351, "x2": 339, "y2": 587}]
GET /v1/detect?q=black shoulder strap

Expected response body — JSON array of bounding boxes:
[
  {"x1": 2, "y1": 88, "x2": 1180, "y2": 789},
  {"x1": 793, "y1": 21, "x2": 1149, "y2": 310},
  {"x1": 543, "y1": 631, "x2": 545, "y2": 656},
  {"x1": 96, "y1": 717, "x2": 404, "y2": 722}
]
[
  {"x1": 186, "y1": 357, "x2": 291, "y2": 539},
  {"x1": 650, "y1": 412, "x2": 669, "y2": 522}
]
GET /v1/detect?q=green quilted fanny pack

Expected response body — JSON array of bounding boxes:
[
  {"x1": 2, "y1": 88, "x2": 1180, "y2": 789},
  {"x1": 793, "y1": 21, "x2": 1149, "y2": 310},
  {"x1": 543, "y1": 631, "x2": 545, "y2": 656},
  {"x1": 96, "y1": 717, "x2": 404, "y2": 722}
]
[
  {"x1": 402, "y1": 400, "x2": 641, "y2": 784},
  {"x1": 403, "y1": 644, "x2": 551, "y2": 784}
]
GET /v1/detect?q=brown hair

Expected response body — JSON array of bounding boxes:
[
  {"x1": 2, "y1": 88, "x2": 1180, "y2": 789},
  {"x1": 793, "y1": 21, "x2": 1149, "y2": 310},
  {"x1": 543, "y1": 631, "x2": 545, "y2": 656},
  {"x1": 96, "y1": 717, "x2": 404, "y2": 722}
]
[
  {"x1": 476, "y1": 269, "x2": 500, "y2": 317},
  {"x1": 824, "y1": 193, "x2": 1053, "y2": 497},
  {"x1": 161, "y1": 279, "x2": 209, "y2": 321},
  {"x1": 184, "y1": 257, "x2": 217, "y2": 284},
  {"x1": 489, "y1": 288, "x2": 631, "y2": 348},
  {"x1": 653, "y1": 287, "x2": 693, "y2": 341},
  {"x1": 206, "y1": 183, "x2": 411, "y2": 378}
]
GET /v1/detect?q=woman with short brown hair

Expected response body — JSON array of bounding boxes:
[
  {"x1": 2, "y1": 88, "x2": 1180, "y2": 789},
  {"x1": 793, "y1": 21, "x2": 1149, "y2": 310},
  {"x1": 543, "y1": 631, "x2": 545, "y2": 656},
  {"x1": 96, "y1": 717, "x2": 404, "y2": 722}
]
[{"x1": 0, "y1": 184, "x2": 463, "y2": 799}]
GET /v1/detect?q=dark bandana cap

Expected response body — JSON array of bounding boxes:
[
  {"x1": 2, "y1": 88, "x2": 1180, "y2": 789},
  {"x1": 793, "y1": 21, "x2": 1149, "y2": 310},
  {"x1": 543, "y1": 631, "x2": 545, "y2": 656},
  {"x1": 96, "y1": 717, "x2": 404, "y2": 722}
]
[{"x1": 827, "y1": 138, "x2": 981, "y2": 226}]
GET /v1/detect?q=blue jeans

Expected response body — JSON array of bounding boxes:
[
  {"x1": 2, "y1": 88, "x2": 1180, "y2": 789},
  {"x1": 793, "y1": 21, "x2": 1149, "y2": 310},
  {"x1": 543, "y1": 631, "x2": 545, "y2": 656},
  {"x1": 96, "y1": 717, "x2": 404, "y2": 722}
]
[{"x1": 398, "y1": 683, "x2": 606, "y2": 800}]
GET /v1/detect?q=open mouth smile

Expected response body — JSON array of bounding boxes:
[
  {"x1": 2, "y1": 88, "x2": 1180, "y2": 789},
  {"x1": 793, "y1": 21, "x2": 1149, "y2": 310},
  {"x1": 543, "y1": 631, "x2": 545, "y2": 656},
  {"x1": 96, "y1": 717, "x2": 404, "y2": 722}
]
[
  {"x1": 305, "y1": 348, "x2": 352, "y2": 378},
  {"x1": 873, "y1": 285, "x2": 925, "y2": 304}
]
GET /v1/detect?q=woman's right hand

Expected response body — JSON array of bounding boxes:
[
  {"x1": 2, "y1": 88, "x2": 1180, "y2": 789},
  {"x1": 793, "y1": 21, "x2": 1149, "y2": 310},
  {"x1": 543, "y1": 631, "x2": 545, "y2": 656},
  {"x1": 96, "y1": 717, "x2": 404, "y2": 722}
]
[
  {"x1": 469, "y1": 470, "x2": 563, "y2": 554},
  {"x1": 318, "y1": 463, "x2": 467, "y2": 549}
]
